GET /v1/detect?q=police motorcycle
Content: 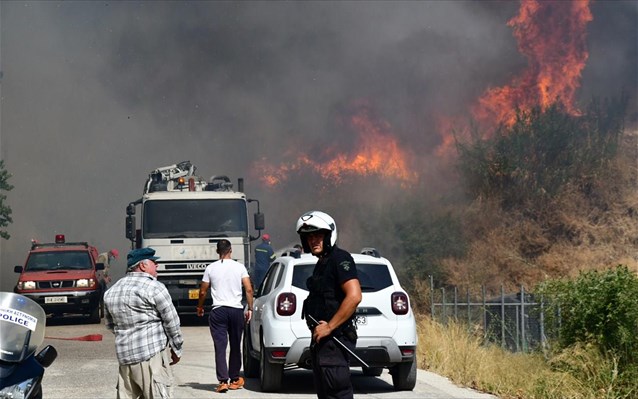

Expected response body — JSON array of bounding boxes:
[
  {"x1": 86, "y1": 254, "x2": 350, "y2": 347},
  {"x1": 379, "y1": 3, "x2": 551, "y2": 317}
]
[{"x1": 0, "y1": 292, "x2": 57, "y2": 399}]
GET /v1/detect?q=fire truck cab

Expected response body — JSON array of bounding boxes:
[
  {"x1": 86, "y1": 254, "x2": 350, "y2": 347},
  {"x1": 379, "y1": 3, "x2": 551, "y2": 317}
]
[
  {"x1": 125, "y1": 161, "x2": 265, "y2": 315},
  {"x1": 13, "y1": 234, "x2": 105, "y2": 323}
]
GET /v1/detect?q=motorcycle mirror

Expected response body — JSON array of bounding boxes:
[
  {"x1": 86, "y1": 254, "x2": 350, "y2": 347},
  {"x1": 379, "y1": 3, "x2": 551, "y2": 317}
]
[{"x1": 35, "y1": 345, "x2": 57, "y2": 368}]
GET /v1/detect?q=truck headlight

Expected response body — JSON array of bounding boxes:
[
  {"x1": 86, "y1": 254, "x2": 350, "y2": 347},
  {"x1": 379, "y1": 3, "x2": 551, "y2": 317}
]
[
  {"x1": 0, "y1": 376, "x2": 38, "y2": 399},
  {"x1": 76, "y1": 279, "x2": 90, "y2": 288},
  {"x1": 17, "y1": 281, "x2": 37, "y2": 290}
]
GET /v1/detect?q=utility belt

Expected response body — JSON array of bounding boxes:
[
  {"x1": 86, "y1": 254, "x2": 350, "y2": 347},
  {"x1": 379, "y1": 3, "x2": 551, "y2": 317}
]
[{"x1": 302, "y1": 299, "x2": 358, "y2": 342}]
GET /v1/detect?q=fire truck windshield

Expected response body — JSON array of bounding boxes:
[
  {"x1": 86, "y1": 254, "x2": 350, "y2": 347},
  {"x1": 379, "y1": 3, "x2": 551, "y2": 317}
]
[{"x1": 143, "y1": 199, "x2": 248, "y2": 238}]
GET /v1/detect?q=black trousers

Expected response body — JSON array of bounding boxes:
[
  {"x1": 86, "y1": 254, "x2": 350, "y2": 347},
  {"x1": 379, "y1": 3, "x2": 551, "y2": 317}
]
[{"x1": 310, "y1": 336, "x2": 356, "y2": 399}]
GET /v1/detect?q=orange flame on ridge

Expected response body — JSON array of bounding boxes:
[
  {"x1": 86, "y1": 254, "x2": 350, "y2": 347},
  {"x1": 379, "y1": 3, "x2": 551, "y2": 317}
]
[
  {"x1": 471, "y1": 0, "x2": 592, "y2": 128},
  {"x1": 256, "y1": 105, "x2": 417, "y2": 188}
]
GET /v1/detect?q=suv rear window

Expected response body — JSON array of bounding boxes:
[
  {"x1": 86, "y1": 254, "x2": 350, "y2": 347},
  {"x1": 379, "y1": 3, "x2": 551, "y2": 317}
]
[
  {"x1": 291, "y1": 264, "x2": 315, "y2": 289},
  {"x1": 291, "y1": 262, "x2": 392, "y2": 292},
  {"x1": 26, "y1": 251, "x2": 92, "y2": 271}
]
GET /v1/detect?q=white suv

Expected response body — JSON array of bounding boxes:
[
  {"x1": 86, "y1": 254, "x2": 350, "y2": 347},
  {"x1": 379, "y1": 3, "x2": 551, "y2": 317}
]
[{"x1": 243, "y1": 248, "x2": 417, "y2": 392}]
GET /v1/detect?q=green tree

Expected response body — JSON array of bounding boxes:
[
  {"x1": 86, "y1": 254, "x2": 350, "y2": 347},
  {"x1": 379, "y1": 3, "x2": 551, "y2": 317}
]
[{"x1": 0, "y1": 160, "x2": 14, "y2": 239}]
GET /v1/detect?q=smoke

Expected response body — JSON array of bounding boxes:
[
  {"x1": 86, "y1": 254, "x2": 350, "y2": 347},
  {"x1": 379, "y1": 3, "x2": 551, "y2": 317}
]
[{"x1": 1, "y1": 1, "x2": 636, "y2": 290}]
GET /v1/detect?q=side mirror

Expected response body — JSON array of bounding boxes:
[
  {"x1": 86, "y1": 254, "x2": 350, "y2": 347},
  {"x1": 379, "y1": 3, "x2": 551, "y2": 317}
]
[
  {"x1": 126, "y1": 203, "x2": 136, "y2": 216},
  {"x1": 14, "y1": 266, "x2": 23, "y2": 273},
  {"x1": 125, "y1": 215, "x2": 136, "y2": 240},
  {"x1": 95, "y1": 262, "x2": 105, "y2": 271},
  {"x1": 36, "y1": 345, "x2": 57, "y2": 368},
  {"x1": 254, "y1": 212, "x2": 265, "y2": 231}
]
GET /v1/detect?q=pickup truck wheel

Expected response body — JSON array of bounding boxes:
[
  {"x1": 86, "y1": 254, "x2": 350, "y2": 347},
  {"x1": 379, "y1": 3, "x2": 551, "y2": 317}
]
[
  {"x1": 259, "y1": 339, "x2": 283, "y2": 392},
  {"x1": 242, "y1": 326, "x2": 259, "y2": 378},
  {"x1": 390, "y1": 359, "x2": 417, "y2": 391},
  {"x1": 99, "y1": 300, "x2": 105, "y2": 319},
  {"x1": 362, "y1": 366, "x2": 383, "y2": 377},
  {"x1": 88, "y1": 306, "x2": 101, "y2": 324}
]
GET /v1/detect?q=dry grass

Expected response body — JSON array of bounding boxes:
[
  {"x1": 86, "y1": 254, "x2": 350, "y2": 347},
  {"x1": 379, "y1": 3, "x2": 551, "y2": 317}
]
[{"x1": 417, "y1": 315, "x2": 638, "y2": 399}]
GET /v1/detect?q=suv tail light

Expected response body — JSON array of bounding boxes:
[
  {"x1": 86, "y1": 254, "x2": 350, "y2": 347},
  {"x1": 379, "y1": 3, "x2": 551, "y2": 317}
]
[
  {"x1": 276, "y1": 293, "x2": 296, "y2": 316},
  {"x1": 391, "y1": 292, "x2": 409, "y2": 315}
]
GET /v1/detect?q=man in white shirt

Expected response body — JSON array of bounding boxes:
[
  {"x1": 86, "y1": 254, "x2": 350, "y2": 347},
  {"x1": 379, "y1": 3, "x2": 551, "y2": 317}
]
[{"x1": 196, "y1": 239, "x2": 254, "y2": 393}]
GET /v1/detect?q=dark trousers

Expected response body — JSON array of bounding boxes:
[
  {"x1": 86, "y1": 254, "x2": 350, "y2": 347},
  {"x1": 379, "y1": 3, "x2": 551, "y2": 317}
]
[
  {"x1": 208, "y1": 306, "x2": 244, "y2": 382},
  {"x1": 310, "y1": 336, "x2": 355, "y2": 399}
]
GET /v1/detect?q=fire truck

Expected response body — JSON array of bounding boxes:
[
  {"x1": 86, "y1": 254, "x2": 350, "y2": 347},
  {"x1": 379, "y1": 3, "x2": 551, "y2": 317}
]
[
  {"x1": 125, "y1": 161, "x2": 265, "y2": 315},
  {"x1": 13, "y1": 235, "x2": 105, "y2": 323}
]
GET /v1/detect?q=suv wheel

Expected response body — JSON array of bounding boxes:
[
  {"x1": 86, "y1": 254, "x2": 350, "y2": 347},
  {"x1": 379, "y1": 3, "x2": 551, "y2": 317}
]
[
  {"x1": 242, "y1": 326, "x2": 259, "y2": 378},
  {"x1": 259, "y1": 338, "x2": 283, "y2": 392},
  {"x1": 390, "y1": 359, "x2": 417, "y2": 391}
]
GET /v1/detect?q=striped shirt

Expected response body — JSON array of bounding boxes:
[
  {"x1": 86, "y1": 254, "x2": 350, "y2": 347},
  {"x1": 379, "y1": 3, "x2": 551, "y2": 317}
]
[{"x1": 104, "y1": 272, "x2": 183, "y2": 365}]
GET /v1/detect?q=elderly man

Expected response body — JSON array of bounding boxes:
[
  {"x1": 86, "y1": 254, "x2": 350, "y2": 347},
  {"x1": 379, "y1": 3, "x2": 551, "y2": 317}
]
[{"x1": 104, "y1": 247, "x2": 183, "y2": 399}]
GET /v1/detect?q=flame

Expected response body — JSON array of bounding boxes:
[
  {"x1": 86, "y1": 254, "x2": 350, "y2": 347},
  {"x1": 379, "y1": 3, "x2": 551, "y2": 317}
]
[
  {"x1": 471, "y1": 0, "x2": 592, "y2": 128},
  {"x1": 257, "y1": 0, "x2": 595, "y2": 187},
  {"x1": 256, "y1": 104, "x2": 417, "y2": 187}
]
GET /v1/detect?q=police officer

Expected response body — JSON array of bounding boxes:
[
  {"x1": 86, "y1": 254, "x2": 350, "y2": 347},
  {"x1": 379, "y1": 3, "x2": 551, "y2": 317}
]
[{"x1": 297, "y1": 211, "x2": 362, "y2": 399}]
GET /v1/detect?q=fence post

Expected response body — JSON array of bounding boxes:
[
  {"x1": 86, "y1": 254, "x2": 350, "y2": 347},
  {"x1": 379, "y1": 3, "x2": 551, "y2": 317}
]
[
  {"x1": 521, "y1": 285, "x2": 527, "y2": 353},
  {"x1": 501, "y1": 285, "x2": 505, "y2": 349},
  {"x1": 441, "y1": 287, "x2": 447, "y2": 325},
  {"x1": 466, "y1": 287, "x2": 471, "y2": 333},
  {"x1": 482, "y1": 285, "x2": 487, "y2": 343},
  {"x1": 454, "y1": 286, "x2": 458, "y2": 321},
  {"x1": 430, "y1": 275, "x2": 435, "y2": 319},
  {"x1": 515, "y1": 303, "x2": 520, "y2": 352},
  {"x1": 540, "y1": 295, "x2": 546, "y2": 352}
]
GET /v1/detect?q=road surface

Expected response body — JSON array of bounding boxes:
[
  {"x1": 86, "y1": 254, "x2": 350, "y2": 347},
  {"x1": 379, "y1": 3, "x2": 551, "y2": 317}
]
[{"x1": 40, "y1": 316, "x2": 497, "y2": 399}]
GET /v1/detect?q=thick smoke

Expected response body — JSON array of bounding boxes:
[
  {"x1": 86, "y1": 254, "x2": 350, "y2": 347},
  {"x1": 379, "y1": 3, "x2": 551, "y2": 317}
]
[{"x1": 1, "y1": 1, "x2": 636, "y2": 290}]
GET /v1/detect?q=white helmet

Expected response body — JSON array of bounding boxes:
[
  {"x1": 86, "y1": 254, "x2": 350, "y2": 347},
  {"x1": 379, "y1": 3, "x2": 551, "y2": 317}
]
[{"x1": 296, "y1": 210, "x2": 337, "y2": 253}]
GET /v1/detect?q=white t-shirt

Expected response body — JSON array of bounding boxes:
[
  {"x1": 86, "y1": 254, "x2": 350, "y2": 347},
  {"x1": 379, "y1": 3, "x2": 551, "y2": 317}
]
[{"x1": 202, "y1": 259, "x2": 249, "y2": 309}]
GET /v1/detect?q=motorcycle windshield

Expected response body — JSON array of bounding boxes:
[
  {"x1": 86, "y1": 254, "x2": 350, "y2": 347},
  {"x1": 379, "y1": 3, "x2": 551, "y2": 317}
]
[{"x1": 0, "y1": 292, "x2": 46, "y2": 363}]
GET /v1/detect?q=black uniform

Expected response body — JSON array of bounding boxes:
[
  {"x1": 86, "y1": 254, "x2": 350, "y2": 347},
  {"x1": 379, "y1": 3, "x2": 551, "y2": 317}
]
[{"x1": 303, "y1": 246, "x2": 358, "y2": 399}]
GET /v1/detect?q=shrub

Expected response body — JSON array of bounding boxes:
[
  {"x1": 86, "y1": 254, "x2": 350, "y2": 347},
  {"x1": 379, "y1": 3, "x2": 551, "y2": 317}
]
[{"x1": 537, "y1": 265, "x2": 638, "y2": 372}]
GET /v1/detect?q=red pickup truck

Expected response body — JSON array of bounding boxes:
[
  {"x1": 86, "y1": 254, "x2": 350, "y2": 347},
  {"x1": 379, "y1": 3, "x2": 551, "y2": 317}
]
[{"x1": 14, "y1": 235, "x2": 106, "y2": 323}]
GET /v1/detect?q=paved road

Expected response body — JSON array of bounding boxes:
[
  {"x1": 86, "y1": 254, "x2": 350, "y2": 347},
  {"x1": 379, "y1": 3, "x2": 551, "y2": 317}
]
[{"x1": 41, "y1": 316, "x2": 496, "y2": 399}]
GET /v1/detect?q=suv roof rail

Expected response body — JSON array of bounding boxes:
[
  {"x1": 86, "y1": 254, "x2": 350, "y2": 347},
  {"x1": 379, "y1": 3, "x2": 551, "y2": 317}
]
[
  {"x1": 360, "y1": 247, "x2": 380, "y2": 258},
  {"x1": 280, "y1": 248, "x2": 302, "y2": 258}
]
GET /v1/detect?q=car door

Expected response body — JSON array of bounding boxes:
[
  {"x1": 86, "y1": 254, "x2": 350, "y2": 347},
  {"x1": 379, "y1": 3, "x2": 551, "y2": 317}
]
[{"x1": 252, "y1": 262, "x2": 282, "y2": 352}]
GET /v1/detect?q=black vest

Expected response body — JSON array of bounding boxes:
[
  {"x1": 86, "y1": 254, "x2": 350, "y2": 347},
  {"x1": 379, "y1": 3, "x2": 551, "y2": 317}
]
[{"x1": 303, "y1": 246, "x2": 357, "y2": 336}]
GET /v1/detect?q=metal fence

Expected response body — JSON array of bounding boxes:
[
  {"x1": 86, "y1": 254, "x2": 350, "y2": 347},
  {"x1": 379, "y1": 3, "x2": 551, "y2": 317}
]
[{"x1": 428, "y1": 276, "x2": 549, "y2": 353}]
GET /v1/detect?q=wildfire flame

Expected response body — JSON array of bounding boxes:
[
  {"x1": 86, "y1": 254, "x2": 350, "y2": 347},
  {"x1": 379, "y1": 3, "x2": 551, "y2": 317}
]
[
  {"x1": 471, "y1": 0, "x2": 592, "y2": 128},
  {"x1": 256, "y1": 0, "x2": 595, "y2": 187},
  {"x1": 256, "y1": 104, "x2": 418, "y2": 187}
]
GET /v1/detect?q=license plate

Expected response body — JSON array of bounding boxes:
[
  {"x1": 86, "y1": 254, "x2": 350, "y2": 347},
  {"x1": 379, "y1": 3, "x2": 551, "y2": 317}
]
[
  {"x1": 45, "y1": 296, "x2": 67, "y2": 304},
  {"x1": 188, "y1": 289, "x2": 200, "y2": 300},
  {"x1": 355, "y1": 315, "x2": 367, "y2": 325}
]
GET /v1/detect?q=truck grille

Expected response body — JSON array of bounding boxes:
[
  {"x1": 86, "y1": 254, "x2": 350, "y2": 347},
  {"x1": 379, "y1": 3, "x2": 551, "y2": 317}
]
[{"x1": 38, "y1": 280, "x2": 75, "y2": 289}]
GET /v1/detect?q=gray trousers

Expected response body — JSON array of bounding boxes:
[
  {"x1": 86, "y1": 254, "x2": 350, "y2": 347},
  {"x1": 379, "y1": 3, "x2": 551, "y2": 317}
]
[{"x1": 116, "y1": 347, "x2": 174, "y2": 399}]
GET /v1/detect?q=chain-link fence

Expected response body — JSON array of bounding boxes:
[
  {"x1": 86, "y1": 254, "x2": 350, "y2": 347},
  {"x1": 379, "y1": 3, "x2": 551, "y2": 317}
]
[{"x1": 428, "y1": 276, "x2": 550, "y2": 353}]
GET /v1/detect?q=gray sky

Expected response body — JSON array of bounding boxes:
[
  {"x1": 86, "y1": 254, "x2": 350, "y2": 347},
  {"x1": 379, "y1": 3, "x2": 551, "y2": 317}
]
[{"x1": 1, "y1": 1, "x2": 636, "y2": 290}]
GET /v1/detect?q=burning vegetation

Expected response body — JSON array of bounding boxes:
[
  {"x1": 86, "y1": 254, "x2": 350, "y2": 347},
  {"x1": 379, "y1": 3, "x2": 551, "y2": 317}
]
[
  {"x1": 254, "y1": 102, "x2": 418, "y2": 188},
  {"x1": 253, "y1": 0, "x2": 636, "y2": 293}
]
